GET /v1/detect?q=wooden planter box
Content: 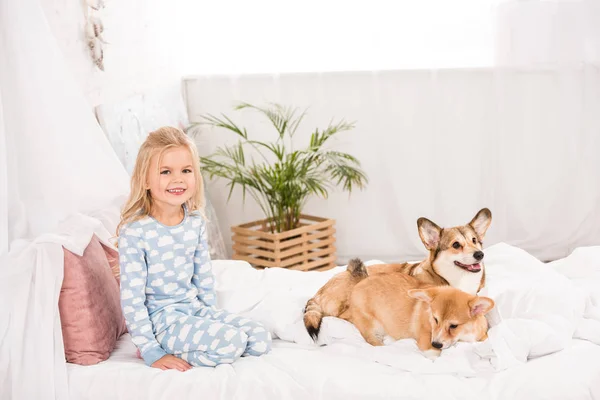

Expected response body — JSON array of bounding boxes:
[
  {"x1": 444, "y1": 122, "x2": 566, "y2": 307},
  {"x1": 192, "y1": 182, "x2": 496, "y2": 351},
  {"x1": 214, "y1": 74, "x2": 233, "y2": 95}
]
[{"x1": 231, "y1": 214, "x2": 336, "y2": 271}]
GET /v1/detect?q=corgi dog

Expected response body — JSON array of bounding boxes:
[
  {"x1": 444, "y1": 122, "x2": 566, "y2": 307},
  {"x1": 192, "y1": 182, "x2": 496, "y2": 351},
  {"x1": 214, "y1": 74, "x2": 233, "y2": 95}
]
[
  {"x1": 340, "y1": 262, "x2": 494, "y2": 359},
  {"x1": 303, "y1": 208, "x2": 492, "y2": 341}
]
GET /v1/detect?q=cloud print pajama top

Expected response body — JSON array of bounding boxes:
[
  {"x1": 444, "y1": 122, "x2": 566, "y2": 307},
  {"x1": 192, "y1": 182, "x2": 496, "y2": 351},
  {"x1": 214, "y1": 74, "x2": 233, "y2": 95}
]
[{"x1": 118, "y1": 209, "x2": 271, "y2": 367}]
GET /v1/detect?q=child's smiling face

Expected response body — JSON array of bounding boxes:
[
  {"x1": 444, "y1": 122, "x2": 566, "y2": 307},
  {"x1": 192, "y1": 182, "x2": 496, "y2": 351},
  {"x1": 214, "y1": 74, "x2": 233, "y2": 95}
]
[{"x1": 146, "y1": 146, "x2": 196, "y2": 212}]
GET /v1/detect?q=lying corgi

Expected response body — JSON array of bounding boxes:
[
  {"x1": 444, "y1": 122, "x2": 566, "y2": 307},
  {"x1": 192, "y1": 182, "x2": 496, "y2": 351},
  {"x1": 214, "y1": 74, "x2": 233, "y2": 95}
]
[
  {"x1": 304, "y1": 208, "x2": 492, "y2": 341},
  {"x1": 340, "y1": 261, "x2": 494, "y2": 359}
]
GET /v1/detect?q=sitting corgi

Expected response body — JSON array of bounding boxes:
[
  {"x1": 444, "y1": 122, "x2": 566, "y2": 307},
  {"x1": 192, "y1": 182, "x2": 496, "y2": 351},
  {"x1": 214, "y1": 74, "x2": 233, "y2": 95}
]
[{"x1": 340, "y1": 262, "x2": 494, "y2": 359}]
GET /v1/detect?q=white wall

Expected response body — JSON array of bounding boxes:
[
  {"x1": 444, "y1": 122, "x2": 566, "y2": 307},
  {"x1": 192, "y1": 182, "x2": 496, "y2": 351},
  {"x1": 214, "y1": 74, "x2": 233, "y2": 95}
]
[{"x1": 40, "y1": 0, "x2": 201, "y2": 107}]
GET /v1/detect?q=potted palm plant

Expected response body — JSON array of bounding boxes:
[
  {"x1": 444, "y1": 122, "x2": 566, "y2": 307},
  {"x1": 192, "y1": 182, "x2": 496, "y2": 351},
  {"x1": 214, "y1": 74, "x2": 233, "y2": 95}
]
[{"x1": 198, "y1": 102, "x2": 368, "y2": 271}]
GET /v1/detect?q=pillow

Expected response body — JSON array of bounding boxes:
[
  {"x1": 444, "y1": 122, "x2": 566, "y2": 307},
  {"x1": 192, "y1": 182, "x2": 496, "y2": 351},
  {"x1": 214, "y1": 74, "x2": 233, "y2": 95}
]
[
  {"x1": 100, "y1": 241, "x2": 120, "y2": 283},
  {"x1": 59, "y1": 235, "x2": 127, "y2": 365},
  {"x1": 203, "y1": 184, "x2": 227, "y2": 260}
]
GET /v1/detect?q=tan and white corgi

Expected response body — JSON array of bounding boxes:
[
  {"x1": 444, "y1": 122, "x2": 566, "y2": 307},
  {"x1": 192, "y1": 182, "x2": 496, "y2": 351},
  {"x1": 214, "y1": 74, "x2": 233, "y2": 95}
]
[
  {"x1": 303, "y1": 208, "x2": 492, "y2": 341},
  {"x1": 340, "y1": 268, "x2": 494, "y2": 358}
]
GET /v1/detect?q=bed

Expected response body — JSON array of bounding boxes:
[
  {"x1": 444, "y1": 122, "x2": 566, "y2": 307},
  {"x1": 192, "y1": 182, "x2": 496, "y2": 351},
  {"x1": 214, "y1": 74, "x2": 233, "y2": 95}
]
[
  {"x1": 67, "y1": 334, "x2": 600, "y2": 400},
  {"x1": 66, "y1": 243, "x2": 600, "y2": 400}
]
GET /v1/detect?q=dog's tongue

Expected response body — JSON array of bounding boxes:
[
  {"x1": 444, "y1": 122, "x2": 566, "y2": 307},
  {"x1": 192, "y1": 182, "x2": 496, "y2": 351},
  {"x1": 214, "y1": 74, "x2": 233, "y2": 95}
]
[{"x1": 467, "y1": 263, "x2": 481, "y2": 272}]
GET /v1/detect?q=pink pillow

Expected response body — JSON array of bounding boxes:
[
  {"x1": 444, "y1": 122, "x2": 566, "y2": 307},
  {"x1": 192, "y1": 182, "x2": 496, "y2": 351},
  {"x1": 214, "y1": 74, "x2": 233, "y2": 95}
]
[
  {"x1": 100, "y1": 241, "x2": 121, "y2": 284},
  {"x1": 59, "y1": 235, "x2": 127, "y2": 365}
]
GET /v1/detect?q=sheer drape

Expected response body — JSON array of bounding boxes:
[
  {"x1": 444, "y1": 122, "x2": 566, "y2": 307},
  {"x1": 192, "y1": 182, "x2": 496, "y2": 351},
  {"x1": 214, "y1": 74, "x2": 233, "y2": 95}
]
[
  {"x1": 183, "y1": 1, "x2": 600, "y2": 75},
  {"x1": 0, "y1": 88, "x2": 7, "y2": 255},
  {"x1": 0, "y1": 0, "x2": 129, "y2": 398},
  {"x1": 185, "y1": 67, "x2": 600, "y2": 263},
  {"x1": 495, "y1": 0, "x2": 600, "y2": 68}
]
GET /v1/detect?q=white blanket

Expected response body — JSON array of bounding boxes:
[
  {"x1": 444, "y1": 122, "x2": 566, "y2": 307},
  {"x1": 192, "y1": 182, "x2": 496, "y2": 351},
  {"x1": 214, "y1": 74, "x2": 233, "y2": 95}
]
[{"x1": 213, "y1": 243, "x2": 600, "y2": 376}]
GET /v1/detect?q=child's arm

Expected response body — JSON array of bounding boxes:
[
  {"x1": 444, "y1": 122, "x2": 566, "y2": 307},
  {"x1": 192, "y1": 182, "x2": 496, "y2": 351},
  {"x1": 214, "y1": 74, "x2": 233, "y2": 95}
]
[
  {"x1": 118, "y1": 228, "x2": 167, "y2": 366},
  {"x1": 192, "y1": 218, "x2": 216, "y2": 307}
]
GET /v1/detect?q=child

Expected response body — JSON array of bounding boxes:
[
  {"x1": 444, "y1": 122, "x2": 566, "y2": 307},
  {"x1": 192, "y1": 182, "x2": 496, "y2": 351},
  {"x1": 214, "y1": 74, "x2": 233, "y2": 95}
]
[{"x1": 116, "y1": 126, "x2": 271, "y2": 371}]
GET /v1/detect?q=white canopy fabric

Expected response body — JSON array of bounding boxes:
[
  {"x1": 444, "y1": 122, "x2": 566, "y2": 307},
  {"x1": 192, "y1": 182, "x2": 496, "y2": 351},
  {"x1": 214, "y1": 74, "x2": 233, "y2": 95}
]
[{"x1": 0, "y1": 0, "x2": 129, "y2": 398}]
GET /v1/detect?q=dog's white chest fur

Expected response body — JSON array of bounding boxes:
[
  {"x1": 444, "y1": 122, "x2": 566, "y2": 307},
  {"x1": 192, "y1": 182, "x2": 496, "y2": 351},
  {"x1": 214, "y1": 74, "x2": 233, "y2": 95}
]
[{"x1": 436, "y1": 263, "x2": 482, "y2": 295}]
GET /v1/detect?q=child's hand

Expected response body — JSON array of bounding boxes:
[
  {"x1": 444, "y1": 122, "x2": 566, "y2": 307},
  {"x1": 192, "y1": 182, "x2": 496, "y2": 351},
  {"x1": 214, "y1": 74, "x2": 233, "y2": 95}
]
[{"x1": 151, "y1": 355, "x2": 192, "y2": 371}]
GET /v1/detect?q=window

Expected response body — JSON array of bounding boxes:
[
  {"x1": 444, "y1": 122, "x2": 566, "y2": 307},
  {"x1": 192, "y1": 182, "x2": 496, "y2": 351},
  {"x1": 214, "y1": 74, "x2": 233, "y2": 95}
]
[{"x1": 182, "y1": 0, "x2": 496, "y2": 75}]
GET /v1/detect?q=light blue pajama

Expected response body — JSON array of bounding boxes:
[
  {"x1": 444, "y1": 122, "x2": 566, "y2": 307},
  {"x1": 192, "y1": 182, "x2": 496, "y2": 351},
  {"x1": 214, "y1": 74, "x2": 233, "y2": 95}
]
[{"x1": 118, "y1": 207, "x2": 271, "y2": 367}]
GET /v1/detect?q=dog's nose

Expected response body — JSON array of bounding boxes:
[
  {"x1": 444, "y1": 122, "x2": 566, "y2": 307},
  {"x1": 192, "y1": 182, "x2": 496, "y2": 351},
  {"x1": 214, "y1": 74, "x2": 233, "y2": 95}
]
[
  {"x1": 431, "y1": 342, "x2": 443, "y2": 349},
  {"x1": 473, "y1": 251, "x2": 484, "y2": 261}
]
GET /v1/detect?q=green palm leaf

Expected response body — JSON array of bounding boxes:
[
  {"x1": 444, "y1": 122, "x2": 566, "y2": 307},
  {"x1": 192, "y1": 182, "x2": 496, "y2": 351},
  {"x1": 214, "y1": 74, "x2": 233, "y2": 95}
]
[{"x1": 199, "y1": 102, "x2": 368, "y2": 233}]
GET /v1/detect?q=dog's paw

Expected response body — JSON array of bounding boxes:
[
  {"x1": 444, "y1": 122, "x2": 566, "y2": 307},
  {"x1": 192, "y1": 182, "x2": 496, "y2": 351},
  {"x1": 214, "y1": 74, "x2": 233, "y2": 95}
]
[{"x1": 423, "y1": 349, "x2": 441, "y2": 361}]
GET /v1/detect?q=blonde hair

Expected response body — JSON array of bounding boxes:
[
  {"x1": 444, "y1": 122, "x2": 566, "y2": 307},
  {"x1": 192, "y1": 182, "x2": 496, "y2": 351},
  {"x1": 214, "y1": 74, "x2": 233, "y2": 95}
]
[{"x1": 116, "y1": 126, "x2": 205, "y2": 235}]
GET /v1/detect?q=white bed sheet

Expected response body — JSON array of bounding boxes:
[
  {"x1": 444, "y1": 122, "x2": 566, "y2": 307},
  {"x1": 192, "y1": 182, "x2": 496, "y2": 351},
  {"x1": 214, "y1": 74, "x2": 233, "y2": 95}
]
[
  {"x1": 67, "y1": 334, "x2": 600, "y2": 400},
  {"x1": 67, "y1": 244, "x2": 600, "y2": 400}
]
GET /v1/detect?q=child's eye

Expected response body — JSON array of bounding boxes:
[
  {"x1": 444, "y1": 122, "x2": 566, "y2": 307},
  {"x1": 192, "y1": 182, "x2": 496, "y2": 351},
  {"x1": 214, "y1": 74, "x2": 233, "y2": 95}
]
[
  {"x1": 449, "y1": 324, "x2": 458, "y2": 329},
  {"x1": 183, "y1": 169, "x2": 192, "y2": 173},
  {"x1": 452, "y1": 242, "x2": 461, "y2": 249},
  {"x1": 160, "y1": 170, "x2": 170, "y2": 175}
]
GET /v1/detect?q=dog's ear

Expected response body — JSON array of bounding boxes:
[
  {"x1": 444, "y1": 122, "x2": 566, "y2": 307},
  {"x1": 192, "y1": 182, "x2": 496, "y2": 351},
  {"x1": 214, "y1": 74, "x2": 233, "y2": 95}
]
[
  {"x1": 469, "y1": 296, "x2": 494, "y2": 317},
  {"x1": 408, "y1": 289, "x2": 434, "y2": 303},
  {"x1": 469, "y1": 208, "x2": 492, "y2": 240},
  {"x1": 417, "y1": 217, "x2": 442, "y2": 250}
]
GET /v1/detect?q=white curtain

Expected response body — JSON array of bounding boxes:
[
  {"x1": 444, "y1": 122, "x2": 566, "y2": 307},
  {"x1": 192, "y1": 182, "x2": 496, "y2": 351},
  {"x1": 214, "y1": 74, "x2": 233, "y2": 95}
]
[
  {"x1": 183, "y1": 0, "x2": 599, "y2": 75},
  {"x1": 495, "y1": 0, "x2": 600, "y2": 68},
  {"x1": 0, "y1": 85, "x2": 7, "y2": 255},
  {"x1": 182, "y1": 0, "x2": 496, "y2": 75},
  {"x1": 0, "y1": 0, "x2": 129, "y2": 398},
  {"x1": 185, "y1": 67, "x2": 600, "y2": 263}
]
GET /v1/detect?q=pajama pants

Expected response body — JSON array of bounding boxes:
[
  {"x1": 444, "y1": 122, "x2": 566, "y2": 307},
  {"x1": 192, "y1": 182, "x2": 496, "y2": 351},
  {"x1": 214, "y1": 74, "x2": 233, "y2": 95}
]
[{"x1": 155, "y1": 306, "x2": 272, "y2": 367}]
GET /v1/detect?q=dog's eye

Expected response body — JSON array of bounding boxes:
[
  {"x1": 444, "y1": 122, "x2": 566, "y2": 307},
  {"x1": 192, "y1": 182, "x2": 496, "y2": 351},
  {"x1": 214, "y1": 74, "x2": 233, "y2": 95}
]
[
  {"x1": 452, "y1": 242, "x2": 461, "y2": 249},
  {"x1": 434, "y1": 317, "x2": 438, "y2": 324},
  {"x1": 472, "y1": 238, "x2": 477, "y2": 244},
  {"x1": 449, "y1": 324, "x2": 458, "y2": 329}
]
